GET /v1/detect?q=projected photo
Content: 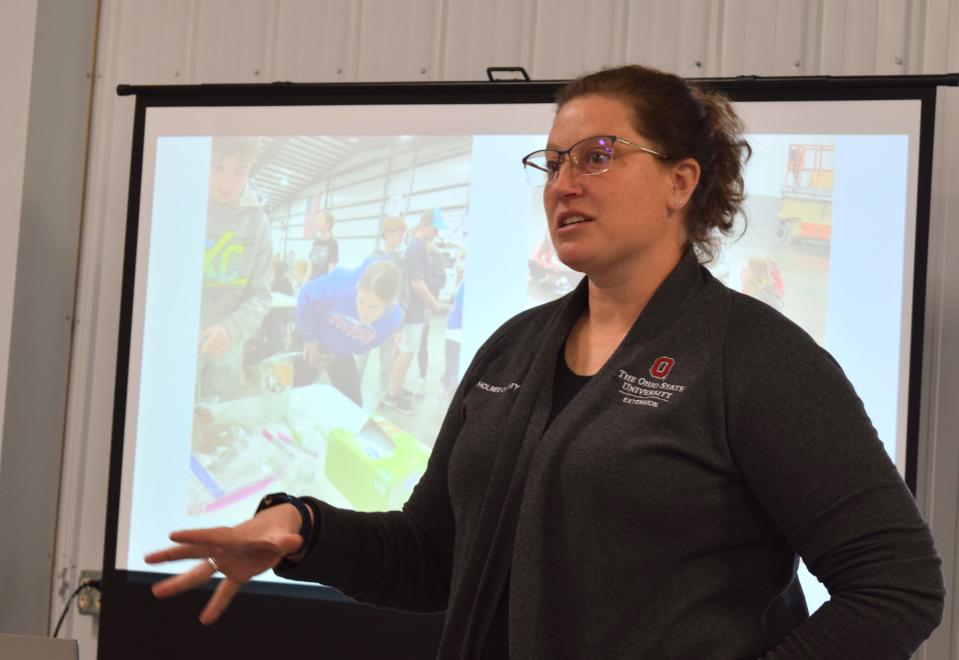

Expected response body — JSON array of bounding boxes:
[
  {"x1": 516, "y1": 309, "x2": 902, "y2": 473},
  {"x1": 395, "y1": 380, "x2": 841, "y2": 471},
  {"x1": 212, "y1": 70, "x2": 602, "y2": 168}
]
[
  {"x1": 711, "y1": 137, "x2": 837, "y2": 345},
  {"x1": 186, "y1": 134, "x2": 520, "y2": 518}
]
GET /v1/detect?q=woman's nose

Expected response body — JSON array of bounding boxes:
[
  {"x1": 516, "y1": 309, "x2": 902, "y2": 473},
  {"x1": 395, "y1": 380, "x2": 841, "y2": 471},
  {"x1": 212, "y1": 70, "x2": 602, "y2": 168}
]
[{"x1": 550, "y1": 157, "x2": 582, "y2": 193}]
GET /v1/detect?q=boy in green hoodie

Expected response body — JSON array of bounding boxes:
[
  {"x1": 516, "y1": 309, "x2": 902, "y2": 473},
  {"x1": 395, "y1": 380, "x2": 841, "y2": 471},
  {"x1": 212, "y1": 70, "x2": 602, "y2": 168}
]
[{"x1": 197, "y1": 137, "x2": 273, "y2": 401}]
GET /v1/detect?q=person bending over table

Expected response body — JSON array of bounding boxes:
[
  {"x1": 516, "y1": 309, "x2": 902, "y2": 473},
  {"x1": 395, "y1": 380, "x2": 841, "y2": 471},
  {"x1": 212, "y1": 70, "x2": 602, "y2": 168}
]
[{"x1": 296, "y1": 259, "x2": 402, "y2": 406}]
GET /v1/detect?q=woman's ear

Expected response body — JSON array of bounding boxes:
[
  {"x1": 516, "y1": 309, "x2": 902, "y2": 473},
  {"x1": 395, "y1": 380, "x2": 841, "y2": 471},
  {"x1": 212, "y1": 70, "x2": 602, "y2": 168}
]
[{"x1": 667, "y1": 157, "x2": 701, "y2": 212}]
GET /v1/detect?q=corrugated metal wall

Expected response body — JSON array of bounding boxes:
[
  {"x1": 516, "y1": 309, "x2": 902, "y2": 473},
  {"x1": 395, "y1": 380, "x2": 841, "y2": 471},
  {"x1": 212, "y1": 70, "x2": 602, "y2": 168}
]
[
  {"x1": 54, "y1": 1, "x2": 959, "y2": 658},
  {"x1": 98, "y1": 0, "x2": 959, "y2": 85}
]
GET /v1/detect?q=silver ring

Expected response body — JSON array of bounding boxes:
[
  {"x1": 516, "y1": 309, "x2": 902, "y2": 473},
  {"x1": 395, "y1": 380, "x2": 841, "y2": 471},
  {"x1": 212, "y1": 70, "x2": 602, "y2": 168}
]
[{"x1": 206, "y1": 556, "x2": 220, "y2": 573}]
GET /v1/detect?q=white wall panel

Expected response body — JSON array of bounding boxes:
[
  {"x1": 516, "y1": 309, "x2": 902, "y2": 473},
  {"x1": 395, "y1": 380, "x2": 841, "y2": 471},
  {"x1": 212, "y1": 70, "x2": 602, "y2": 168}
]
[
  {"x1": 944, "y1": 0, "x2": 959, "y2": 71},
  {"x1": 357, "y1": 0, "x2": 442, "y2": 81},
  {"x1": 720, "y1": 0, "x2": 812, "y2": 76},
  {"x1": 945, "y1": 0, "x2": 959, "y2": 71},
  {"x1": 193, "y1": 0, "x2": 273, "y2": 82},
  {"x1": 819, "y1": 0, "x2": 914, "y2": 75},
  {"x1": 530, "y1": 0, "x2": 627, "y2": 79},
  {"x1": 0, "y1": 0, "x2": 36, "y2": 471},
  {"x1": 820, "y1": 0, "x2": 874, "y2": 74},
  {"x1": 273, "y1": 0, "x2": 357, "y2": 82},
  {"x1": 5, "y1": 0, "x2": 98, "y2": 639},
  {"x1": 820, "y1": 0, "x2": 911, "y2": 75},
  {"x1": 919, "y1": 0, "x2": 959, "y2": 72},
  {"x1": 876, "y1": 0, "x2": 910, "y2": 74},
  {"x1": 624, "y1": 0, "x2": 718, "y2": 77},
  {"x1": 914, "y1": 86, "x2": 959, "y2": 660},
  {"x1": 441, "y1": 0, "x2": 533, "y2": 80},
  {"x1": 49, "y1": 1, "x2": 139, "y2": 655},
  {"x1": 113, "y1": 0, "x2": 192, "y2": 83}
]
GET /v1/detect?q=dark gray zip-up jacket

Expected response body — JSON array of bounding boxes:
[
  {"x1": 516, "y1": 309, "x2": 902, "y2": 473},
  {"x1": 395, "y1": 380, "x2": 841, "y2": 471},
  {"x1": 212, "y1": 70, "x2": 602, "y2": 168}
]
[{"x1": 279, "y1": 248, "x2": 944, "y2": 659}]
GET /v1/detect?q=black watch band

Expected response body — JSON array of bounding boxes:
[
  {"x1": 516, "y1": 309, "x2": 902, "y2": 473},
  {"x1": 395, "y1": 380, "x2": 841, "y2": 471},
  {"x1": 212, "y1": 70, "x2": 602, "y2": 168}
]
[{"x1": 255, "y1": 492, "x2": 313, "y2": 549}]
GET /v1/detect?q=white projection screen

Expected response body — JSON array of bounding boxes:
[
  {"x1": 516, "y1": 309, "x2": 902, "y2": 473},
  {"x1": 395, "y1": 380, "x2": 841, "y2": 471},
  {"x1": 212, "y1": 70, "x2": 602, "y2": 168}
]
[{"x1": 100, "y1": 79, "x2": 940, "y2": 660}]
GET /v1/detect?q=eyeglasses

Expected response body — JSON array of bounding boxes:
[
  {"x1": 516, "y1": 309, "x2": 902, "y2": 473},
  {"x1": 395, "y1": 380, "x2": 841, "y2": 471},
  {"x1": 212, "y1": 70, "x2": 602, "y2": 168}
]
[{"x1": 521, "y1": 135, "x2": 669, "y2": 187}]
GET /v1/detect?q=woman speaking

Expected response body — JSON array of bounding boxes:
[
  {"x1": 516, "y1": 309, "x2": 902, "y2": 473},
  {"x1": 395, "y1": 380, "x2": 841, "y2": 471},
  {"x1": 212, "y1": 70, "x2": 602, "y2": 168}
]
[{"x1": 146, "y1": 65, "x2": 943, "y2": 659}]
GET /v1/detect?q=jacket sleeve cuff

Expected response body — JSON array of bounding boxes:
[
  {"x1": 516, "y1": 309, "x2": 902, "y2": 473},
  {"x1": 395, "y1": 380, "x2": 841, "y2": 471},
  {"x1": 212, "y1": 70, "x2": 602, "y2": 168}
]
[{"x1": 274, "y1": 496, "x2": 324, "y2": 576}]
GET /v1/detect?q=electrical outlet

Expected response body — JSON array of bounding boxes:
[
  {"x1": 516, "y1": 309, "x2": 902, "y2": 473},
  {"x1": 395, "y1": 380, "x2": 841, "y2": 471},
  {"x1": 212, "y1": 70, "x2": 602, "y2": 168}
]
[{"x1": 77, "y1": 570, "x2": 101, "y2": 616}]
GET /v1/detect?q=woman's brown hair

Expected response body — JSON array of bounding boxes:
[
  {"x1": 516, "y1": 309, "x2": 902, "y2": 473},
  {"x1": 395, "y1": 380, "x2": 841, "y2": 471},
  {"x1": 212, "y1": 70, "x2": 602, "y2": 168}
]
[{"x1": 556, "y1": 65, "x2": 751, "y2": 261}]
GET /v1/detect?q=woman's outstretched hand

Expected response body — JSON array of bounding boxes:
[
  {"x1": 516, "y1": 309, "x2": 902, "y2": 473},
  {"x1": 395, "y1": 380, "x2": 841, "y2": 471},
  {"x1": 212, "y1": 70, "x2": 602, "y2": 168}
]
[{"x1": 144, "y1": 504, "x2": 304, "y2": 625}]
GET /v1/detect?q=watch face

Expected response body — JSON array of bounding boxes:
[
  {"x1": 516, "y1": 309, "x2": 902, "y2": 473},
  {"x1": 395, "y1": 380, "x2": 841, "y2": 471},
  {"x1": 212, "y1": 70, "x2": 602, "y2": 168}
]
[
  {"x1": 257, "y1": 492, "x2": 284, "y2": 508},
  {"x1": 257, "y1": 493, "x2": 311, "y2": 541}
]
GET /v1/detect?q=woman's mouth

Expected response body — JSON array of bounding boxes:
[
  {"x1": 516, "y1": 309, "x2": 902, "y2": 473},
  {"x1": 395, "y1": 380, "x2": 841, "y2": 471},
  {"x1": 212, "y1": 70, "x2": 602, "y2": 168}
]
[{"x1": 561, "y1": 215, "x2": 589, "y2": 227}]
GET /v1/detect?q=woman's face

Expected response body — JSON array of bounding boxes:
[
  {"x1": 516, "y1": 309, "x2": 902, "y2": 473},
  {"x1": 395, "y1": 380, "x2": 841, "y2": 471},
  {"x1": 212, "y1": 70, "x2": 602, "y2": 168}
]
[
  {"x1": 543, "y1": 94, "x2": 690, "y2": 281},
  {"x1": 356, "y1": 289, "x2": 389, "y2": 324}
]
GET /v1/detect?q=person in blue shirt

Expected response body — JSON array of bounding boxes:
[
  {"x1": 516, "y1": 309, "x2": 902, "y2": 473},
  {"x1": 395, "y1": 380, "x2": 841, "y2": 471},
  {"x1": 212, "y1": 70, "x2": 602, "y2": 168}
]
[{"x1": 297, "y1": 259, "x2": 403, "y2": 406}]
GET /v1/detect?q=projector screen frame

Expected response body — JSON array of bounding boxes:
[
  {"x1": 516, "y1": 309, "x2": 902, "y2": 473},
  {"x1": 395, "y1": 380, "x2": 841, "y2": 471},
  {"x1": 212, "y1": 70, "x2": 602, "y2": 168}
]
[{"x1": 99, "y1": 75, "x2": 951, "y2": 660}]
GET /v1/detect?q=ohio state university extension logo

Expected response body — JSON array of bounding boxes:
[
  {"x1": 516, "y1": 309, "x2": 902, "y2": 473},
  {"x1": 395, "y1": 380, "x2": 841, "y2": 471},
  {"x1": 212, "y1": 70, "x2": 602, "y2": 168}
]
[
  {"x1": 616, "y1": 358, "x2": 686, "y2": 409},
  {"x1": 649, "y1": 356, "x2": 675, "y2": 380}
]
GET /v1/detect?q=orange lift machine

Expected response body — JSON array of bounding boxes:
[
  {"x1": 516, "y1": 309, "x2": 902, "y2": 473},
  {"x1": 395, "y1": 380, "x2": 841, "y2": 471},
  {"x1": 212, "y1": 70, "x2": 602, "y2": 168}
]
[{"x1": 776, "y1": 144, "x2": 835, "y2": 245}]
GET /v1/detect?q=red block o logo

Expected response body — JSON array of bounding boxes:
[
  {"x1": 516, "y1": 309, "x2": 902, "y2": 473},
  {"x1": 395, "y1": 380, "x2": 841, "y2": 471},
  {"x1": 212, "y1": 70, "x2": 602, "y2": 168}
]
[{"x1": 650, "y1": 356, "x2": 675, "y2": 380}]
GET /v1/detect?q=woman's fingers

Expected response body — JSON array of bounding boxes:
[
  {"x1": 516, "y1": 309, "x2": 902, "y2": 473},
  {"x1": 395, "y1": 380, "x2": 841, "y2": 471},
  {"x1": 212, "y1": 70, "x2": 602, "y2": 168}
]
[
  {"x1": 151, "y1": 560, "x2": 216, "y2": 599},
  {"x1": 146, "y1": 520, "x2": 302, "y2": 621},
  {"x1": 169, "y1": 526, "x2": 235, "y2": 546},
  {"x1": 199, "y1": 577, "x2": 243, "y2": 625},
  {"x1": 144, "y1": 544, "x2": 214, "y2": 564},
  {"x1": 143, "y1": 527, "x2": 232, "y2": 565}
]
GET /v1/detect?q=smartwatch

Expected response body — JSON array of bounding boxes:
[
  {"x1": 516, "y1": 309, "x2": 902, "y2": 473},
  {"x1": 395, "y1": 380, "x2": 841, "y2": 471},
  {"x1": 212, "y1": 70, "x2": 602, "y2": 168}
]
[{"x1": 255, "y1": 492, "x2": 313, "y2": 549}]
